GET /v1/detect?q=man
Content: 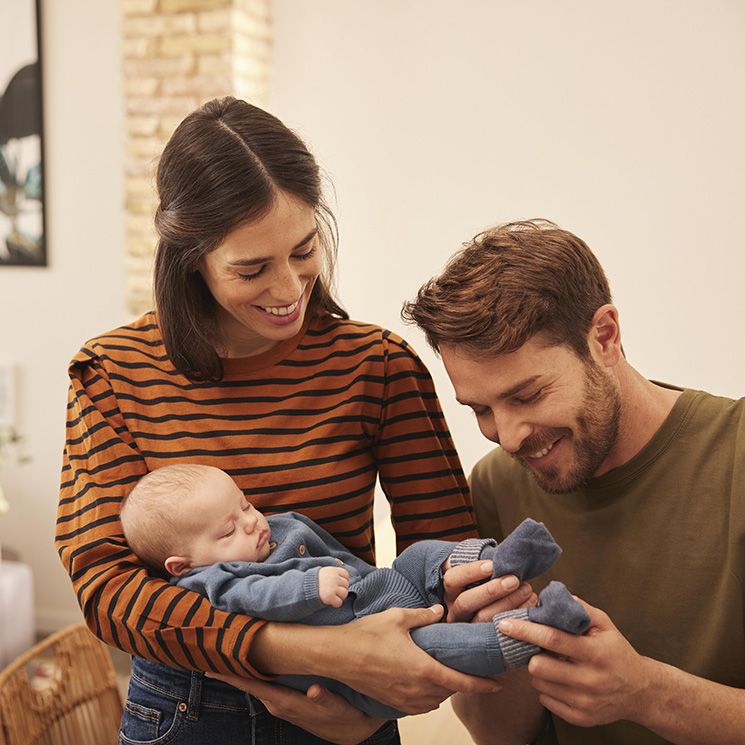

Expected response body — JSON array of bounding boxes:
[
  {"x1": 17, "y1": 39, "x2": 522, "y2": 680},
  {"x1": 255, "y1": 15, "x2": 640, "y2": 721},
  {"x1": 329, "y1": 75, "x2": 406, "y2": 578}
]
[{"x1": 402, "y1": 220, "x2": 745, "y2": 745}]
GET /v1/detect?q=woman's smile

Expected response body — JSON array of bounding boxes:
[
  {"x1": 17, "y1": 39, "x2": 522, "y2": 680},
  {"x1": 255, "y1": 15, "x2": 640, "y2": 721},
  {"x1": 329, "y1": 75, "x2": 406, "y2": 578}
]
[
  {"x1": 197, "y1": 191, "x2": 322, "y2": 357},
  {"x1": 258, "y1": 299, "x2": 301, "y2": 317}
]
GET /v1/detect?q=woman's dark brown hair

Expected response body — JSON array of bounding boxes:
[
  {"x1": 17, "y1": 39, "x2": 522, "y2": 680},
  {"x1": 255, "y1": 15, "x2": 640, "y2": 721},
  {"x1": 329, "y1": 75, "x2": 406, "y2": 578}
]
[{"x1": 153, "y1": 97, "x2": 347, "y2": 382}]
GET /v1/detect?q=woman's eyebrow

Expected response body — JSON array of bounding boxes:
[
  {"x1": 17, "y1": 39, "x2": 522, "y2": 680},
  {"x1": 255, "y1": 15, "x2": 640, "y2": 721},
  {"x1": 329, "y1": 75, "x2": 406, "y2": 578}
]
[{"x1": 227, "y1": 229, "x2": 318, "y2": 266}]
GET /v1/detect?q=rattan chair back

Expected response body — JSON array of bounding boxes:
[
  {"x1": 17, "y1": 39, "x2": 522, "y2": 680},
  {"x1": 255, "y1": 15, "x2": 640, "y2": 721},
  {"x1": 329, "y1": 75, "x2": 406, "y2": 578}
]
[{"x1": 0, "y1": 623, "x2": 123, "y2": 745}]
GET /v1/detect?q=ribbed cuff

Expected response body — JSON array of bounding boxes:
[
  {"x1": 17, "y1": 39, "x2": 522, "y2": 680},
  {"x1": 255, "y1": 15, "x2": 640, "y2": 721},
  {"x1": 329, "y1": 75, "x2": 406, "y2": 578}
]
[
  {"x1": 449, "y1": 538, "x2": 497, "y2": 567},
  {"x1": 303, "y1": 567, "x2": 322, "y2": 604},
  {"x1": 494, "y1": 608, "x2": 541, "y2": 668}
]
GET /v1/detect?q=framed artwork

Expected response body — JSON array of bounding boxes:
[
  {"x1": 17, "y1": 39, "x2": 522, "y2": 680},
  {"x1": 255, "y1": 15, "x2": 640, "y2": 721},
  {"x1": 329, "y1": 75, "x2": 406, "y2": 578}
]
[{"x1": 0, "y1": 0, "x2": 45, "y2": 266}]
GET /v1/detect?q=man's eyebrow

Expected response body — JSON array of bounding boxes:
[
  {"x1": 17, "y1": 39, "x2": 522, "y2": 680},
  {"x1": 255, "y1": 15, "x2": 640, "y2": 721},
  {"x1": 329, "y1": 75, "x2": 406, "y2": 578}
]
[
  {"x1": 455, "y1": 375, "x2": 543, "y2": 408},
  {"x1": 455, "y1": 397, "x2": 483, "y2": 409},
  {"x1": 496, "y1": 375, "x2": 543, "y2": 400},
  {"x1": 227, "y1": 229, "x2": 318, "y2": 266}
]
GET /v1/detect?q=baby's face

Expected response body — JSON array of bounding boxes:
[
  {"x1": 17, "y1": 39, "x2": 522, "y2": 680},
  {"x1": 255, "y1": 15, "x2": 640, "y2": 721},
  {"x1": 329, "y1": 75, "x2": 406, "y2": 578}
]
[{"x1": 186, "y1": 469, "x2": 272, "y2": 568}]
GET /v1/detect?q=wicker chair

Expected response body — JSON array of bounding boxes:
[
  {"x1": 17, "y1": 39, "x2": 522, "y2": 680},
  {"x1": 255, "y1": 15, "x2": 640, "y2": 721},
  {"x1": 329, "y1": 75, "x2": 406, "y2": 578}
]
[{"x1": 0, "y1": 623, "x2": 123, "y2": 745}]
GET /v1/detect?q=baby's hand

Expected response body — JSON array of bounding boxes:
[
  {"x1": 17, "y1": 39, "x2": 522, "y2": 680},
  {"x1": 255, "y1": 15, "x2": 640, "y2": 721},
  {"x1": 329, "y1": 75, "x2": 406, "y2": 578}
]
[{"x1": 318, "y1": 566, "x2": 349, "y2": 607}]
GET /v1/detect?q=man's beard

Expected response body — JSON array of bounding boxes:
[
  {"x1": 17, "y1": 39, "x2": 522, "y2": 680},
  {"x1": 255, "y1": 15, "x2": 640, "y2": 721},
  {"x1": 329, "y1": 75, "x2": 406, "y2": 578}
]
[{"x1": 513, "y1": 361, "x2": 622, "y2": 494}]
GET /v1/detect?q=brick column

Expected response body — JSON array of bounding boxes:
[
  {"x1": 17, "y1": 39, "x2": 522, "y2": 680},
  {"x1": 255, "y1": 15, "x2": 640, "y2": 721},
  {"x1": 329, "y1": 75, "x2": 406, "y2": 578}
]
[{"x1": 121, "y1": 0, "x2": 272, "y2": 315}]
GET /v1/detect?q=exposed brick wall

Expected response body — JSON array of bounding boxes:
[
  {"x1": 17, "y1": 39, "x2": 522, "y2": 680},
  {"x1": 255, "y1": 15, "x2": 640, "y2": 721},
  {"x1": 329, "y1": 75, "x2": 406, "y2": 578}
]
[{"x1": 121, "y1": 0, "x2": 272, "y2": 315}]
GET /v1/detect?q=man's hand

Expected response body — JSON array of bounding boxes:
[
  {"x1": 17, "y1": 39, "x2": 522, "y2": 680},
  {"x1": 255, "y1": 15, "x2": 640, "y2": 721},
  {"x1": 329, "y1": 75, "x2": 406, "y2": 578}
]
[
  {"x1": 498, "y1": 596, "x2": 745, "y2": 745},
  {"x1": 208, "y1": 673, "x2": 385, "y2": 745},
  {"x1": 318, "y1": 566, "x2": 349, "y2": 607},
  {"x1": 442, "y1": 560, "x2": 537, "y2": 623},
  {"x1": 498, "y1": 597, "x2": 651, "y2": 727}
]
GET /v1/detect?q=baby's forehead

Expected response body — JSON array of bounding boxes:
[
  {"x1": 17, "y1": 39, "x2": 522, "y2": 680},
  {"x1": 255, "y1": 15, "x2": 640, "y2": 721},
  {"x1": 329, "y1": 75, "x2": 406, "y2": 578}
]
[
  {"x1": 177, "y1": 516, "x2": 222, "y2": 551},
  {"x1": 180, "y1": 495, "x2": 225, "y2": 529}
]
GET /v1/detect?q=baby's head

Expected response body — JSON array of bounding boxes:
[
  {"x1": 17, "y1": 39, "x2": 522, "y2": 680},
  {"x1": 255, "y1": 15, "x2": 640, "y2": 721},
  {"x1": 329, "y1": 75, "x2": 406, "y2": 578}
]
[{"x1": 120, "y1": 464, "x2": 271, "y2": 576}]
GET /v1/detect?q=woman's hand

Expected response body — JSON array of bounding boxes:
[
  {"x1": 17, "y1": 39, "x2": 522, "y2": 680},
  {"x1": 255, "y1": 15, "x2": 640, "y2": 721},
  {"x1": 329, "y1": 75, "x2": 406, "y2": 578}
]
[
  {"x1": 250, "y1": 605, "x2": 502, "y2": 715},
  {"x1": 329, "y1": 605, "x2": 503, "y2": 714},
  {"x1": 208, "y1": 674, "x2": 384, "y2": 745},
  {"x1": 442, "y1": 560, "x2": 537, "y2": 623}
]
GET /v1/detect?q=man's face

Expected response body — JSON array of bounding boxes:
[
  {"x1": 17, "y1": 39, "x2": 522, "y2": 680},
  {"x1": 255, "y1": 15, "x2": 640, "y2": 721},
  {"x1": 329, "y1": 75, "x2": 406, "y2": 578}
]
[{"x1": 440, "y1": 335, "x2": 621, "y2": 493}]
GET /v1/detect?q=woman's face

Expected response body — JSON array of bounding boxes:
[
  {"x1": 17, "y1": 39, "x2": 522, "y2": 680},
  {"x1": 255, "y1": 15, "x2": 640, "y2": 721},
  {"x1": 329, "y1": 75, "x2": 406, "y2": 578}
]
[{"x1": 197, "y1": 191, "x2": 323, "y2": 357}]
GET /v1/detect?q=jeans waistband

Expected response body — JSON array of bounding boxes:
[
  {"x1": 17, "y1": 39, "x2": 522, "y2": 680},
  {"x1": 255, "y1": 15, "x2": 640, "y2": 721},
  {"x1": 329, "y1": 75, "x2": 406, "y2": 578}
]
[{"x1": 130, "y1": 655, "x2": 263, "y2": 721}]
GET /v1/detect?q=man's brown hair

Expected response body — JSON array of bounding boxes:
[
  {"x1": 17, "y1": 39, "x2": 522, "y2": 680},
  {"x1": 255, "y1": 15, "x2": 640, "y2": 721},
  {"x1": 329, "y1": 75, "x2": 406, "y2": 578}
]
[{"x1": 402, "y1": 219, "x2": 612, "y2": 359}]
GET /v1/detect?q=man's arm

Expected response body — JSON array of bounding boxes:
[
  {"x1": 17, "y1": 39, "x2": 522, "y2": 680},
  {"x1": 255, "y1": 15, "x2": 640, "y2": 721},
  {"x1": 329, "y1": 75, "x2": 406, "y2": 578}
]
[
  {"x1": 500, "y1": 598, "x2": 745, "y2": 745},
  {"x1": 439, "y1": 559, "x2": 546, "y2": 742},
  {"x1": 452, "y1": 667, "x2": 547, "y2": 745}
]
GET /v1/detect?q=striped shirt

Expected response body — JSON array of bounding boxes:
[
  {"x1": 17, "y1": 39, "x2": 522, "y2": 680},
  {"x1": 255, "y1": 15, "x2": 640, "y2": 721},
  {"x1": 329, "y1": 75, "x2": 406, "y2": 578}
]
[{"x1": 57, "y1": 312, "x2": 476, "y2": 675}]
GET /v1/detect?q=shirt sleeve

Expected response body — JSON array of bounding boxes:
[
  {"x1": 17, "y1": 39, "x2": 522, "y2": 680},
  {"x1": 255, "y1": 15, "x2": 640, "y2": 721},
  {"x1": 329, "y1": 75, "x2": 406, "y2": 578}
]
[
  {"x1": 177, "y1": 564, "x2": 326, "y2": 622},
  {"x1": 56, "y1": 347, "x2": 268, "y2": 677},
  {"x1": 373, "y1": 331, "x2": 478, "y2": 554}
]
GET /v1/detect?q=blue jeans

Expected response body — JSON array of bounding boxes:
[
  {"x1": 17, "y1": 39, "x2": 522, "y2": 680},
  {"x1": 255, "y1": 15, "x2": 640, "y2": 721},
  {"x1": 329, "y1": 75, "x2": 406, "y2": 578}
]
[{"x1": 119, "y1": 657, "x2": 400, "y2": 745}]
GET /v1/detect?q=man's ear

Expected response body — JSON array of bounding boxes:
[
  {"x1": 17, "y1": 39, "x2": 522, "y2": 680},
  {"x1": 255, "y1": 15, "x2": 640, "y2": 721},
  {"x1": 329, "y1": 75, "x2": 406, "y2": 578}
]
[
  {"x1": 165, "y1": 555, "x2": 192, "y2": 577},
  {"x1": 588, "y1": 304, "x2": 623, "y2": 366}
]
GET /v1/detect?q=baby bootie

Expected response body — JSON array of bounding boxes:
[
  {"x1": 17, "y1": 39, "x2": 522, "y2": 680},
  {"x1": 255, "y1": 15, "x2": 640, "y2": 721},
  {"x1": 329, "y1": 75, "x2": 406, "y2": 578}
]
[
  {"x1": 493, "y1": 580, "x2": 590, "y2": 668},
  {"x1": 488, "y1": 518, "x2": 562, "y2": 582},
  {"x1": 528, "y1": 580, "x2": 590, "y2": 635}
]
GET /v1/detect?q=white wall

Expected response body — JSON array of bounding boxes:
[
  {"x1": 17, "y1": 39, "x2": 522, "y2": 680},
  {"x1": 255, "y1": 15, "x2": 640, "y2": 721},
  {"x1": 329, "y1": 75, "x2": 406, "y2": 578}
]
[
  {"x1": 0, "y1": 0, "x2": 126, "y2": 632},
  {"x1": 271, "y1": 0, "x2": 745, "y2": 484},
  {"x1": 2, "y1": 0, "x2": 744, "y2": 633}
]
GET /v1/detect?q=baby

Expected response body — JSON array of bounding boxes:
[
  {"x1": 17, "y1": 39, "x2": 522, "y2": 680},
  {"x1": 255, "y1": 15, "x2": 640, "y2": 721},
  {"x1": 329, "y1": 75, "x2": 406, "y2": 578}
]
[{"x1": 120, "y1": 464, "x2": 590, "y2": 719}]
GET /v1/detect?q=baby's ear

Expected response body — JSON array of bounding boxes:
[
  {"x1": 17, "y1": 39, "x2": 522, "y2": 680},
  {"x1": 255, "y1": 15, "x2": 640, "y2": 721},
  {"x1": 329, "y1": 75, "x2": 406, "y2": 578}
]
[{"x1": 165, "y1": 555, "x2": 192, "y2": 577}]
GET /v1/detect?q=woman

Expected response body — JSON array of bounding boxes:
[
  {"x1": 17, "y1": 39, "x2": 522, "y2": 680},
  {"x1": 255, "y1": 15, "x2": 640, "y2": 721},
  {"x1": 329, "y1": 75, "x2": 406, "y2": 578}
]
[{"x1": 57, "y1": 98, "x2": 519, "y2": 744}]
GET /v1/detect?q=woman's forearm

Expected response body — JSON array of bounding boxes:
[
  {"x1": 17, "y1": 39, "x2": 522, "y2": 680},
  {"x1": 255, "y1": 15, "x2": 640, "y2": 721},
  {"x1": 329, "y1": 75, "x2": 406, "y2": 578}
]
[{"x1": 248, "y1": 607, "x2": 502, "y2": 715}]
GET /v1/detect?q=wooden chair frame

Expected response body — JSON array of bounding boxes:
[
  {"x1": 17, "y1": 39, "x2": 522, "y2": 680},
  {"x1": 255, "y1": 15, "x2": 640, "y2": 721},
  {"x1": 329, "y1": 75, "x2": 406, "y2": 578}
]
[{"x1": 0, "y1": 623, "x2": 123, "y2": 745}]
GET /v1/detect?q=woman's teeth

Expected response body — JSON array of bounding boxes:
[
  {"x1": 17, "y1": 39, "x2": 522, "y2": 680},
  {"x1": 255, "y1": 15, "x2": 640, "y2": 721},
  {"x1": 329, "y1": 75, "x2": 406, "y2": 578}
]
[{"x1": 261, "y1": 300, "x2": 299, "y2": 316}]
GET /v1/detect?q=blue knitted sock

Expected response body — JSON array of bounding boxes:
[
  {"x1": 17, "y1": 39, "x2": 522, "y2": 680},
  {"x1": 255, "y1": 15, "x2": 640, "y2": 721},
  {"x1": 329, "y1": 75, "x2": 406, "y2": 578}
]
[
  {"x1": 493, "y1": 581, "x2": 590, "y2": 669},
  {"x1": 528, "y1": 581, "x2": 591, "y2": 634},
  {"x1": 485, "y1": 518, "x2": 562, "y2": 582}
]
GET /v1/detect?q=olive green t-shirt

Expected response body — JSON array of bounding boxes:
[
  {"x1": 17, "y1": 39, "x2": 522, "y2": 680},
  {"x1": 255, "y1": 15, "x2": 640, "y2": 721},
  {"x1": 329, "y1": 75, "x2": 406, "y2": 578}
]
[{"x1": 470, "y1": 387, "x2": 745, "y2": 745}]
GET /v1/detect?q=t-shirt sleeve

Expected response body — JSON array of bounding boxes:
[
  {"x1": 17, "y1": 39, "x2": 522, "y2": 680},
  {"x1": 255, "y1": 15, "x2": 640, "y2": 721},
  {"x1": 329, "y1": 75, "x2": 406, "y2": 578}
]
[
  {"x1": 372, "y1": 331, "x2": 477, "y2": 554},
  {"x1": 56, "y1": 345, "x2": 268, "y2": 677}
]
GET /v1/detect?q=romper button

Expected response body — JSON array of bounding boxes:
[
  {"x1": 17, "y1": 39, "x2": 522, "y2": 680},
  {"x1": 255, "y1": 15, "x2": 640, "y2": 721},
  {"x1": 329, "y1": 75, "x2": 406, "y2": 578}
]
[
  {"x1": 299, "y1": 545, "x2": 306, "y2": 555},
  {"x1": 178, "y1": 702, "x2": 188, "y2": 713},
  {"x1": 269, "y1": 542, "x2": 276, "y2": 550}
]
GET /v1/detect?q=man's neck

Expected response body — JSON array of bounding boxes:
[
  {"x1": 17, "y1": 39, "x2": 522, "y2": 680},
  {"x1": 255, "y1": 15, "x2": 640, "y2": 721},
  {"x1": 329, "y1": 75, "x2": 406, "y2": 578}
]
[{"x1": 598, "y1": 363, "x2": 682, "y2": 475}]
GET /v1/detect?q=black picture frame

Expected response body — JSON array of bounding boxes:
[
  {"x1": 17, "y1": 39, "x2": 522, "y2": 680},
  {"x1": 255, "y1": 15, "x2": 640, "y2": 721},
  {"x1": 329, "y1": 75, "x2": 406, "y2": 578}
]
[{"x1": 0, "y1": 0, "x2": 46, "y2": 266}]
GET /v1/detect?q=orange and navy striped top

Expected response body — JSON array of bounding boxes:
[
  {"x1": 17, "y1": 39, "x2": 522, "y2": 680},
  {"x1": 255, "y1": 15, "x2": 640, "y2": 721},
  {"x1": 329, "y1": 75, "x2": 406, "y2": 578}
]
[{"x1": 57, "y1": 312, "x2": 476, "y2": 676}]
